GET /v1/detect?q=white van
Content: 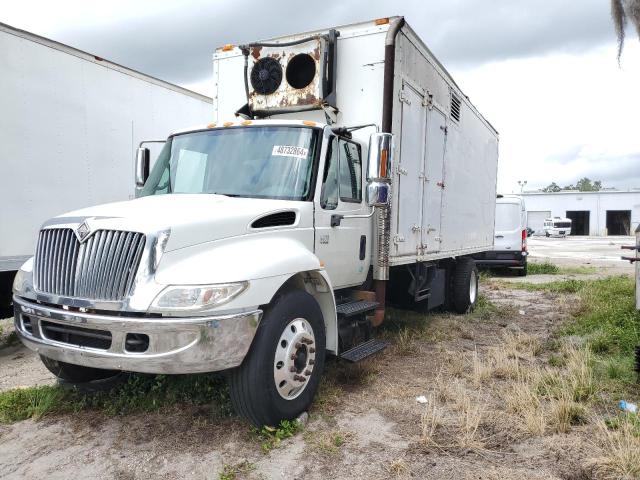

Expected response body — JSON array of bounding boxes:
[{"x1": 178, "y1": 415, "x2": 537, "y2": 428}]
[
  {"x1": 544, "y1": 217, "x2": 572, "y2": 237},
  {"x1": 474, "y1": 195, "x2": 528, "y2": 275}
]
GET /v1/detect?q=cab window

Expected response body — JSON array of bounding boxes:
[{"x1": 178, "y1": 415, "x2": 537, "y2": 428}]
[{"x1": 320, "y1": 137, "x2": 362, "y2": 209}]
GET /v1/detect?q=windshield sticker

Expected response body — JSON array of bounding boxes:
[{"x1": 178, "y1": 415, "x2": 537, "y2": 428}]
[{"x1": 272, "y1": 145, "x2": 309, "y2": 159}]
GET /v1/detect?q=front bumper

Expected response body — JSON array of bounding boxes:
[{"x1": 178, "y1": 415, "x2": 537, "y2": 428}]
[{"x1": 13, "y1": 295, "x2": 262, "y2": 374}]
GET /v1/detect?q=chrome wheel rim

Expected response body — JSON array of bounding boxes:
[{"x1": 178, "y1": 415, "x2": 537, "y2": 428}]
[
  {"x1": 469, "y1": 272, "x2": 478, "y2": 304},
  {"x1": 273, "y1": 318, "x2": 316, "y2": 400}
]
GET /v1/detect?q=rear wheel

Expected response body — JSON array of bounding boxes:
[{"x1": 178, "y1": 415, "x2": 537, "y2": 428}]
[
  {"x1": 518, "y1": 258, "x2": 528, "y2": 277},
  {"x1": 450, "y1": 258, "x2": 479, "y2": 314},
  {"x1": 229, "y1": 290, "x2": 326, "y2": 427}
]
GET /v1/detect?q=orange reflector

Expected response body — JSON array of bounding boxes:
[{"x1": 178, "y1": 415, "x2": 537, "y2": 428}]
[
  {"x1": 302, "y1": 120, "x2": 316, "y2": 127},
  {"x1": 380, "y1": 149, "x2": 388, "y2": 178},
  {"x1": 241, "y1": 120, "x2": 252, "y2": 126},
  {"x1": 319, "y1": 260, "x2": 325, "y2": 268},
  {"x1": 221, "y1": 44, "x2": 234, "y2": 51},
  {"x1": 223, "y1": 121, "x2": 234, "y2": 127},
  {"x1": 375, "y1": 17, "x2": 390, "y2": 25},
  {"x1": 207, "y1": 123, "x2": 216, "y2": 128}
]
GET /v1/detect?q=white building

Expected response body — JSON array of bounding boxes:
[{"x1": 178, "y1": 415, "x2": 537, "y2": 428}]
[{"x1": 521, "y1": 190, "x2": 640, "y2": 236}]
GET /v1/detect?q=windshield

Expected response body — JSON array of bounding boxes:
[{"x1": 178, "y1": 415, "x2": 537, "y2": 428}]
[
  {"x1": 140, "y1": 126, "x2": 319, "y2": 200},
  {"x1": 553, "y1": 221, "x2": 571, "y2": 228}
]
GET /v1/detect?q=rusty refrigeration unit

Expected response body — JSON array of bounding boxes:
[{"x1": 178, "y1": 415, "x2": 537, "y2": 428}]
[{"x1": 237, "y1": 29, "x2": 338, "y2": 120}]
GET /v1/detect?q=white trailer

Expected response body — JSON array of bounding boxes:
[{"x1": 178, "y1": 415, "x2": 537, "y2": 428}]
[
  {"x1": 12, "y1": 17, "x2": 498, "y2": 427},
  {"x1": 0, "y1": 22, "x2": 212, "y2": 301}
]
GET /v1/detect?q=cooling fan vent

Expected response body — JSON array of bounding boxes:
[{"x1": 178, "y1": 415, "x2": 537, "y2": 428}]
[{"x1": 250, "y1": 57, "x2": 283, "y2": 95}]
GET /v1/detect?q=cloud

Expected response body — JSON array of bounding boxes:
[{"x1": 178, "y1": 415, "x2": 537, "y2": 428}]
[{"x1": 2, "y1": 0, "x2": 619, "y2": 85}]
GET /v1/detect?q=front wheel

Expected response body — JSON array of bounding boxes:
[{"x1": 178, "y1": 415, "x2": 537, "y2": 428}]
[
  {"x1": 450, "y1": 258, "x2": 479, "y2": 314},
  {"x1": 229, "y1": 290, "x2": 326, "y2": 427},
  {"x1": 40, "y1": 355, "x2": 121, "y2": 387}
]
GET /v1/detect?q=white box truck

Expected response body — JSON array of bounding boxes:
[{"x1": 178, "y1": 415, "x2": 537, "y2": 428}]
[
  {"x1": 0, "y1": 22, "x2": 213, "y2": 305},
  {"x1": 12, "y1": 17, "x2": 498, "y2": 426}
]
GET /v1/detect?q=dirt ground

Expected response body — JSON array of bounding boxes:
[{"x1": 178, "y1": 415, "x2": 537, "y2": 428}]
[{"x1": 0, "y1": 242, "x2": 636, "y2": 480}]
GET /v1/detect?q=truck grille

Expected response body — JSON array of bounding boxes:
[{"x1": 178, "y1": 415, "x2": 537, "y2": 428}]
[{"x1": 34, "y1": 228, "x2": 146, "y2": 301}]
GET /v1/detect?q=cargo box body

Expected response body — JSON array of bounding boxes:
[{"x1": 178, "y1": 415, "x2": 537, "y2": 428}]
[
  {"x1": 0, "y1": 22, "x2": 213, "y2": 273},
  {"x1": 213, "y1": 18, "x2": 498, "y2": 267}
]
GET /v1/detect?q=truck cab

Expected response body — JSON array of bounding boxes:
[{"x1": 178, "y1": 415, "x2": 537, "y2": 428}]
[{"x1": 13, "y1": 119, "x2": 394, "y2": 426}]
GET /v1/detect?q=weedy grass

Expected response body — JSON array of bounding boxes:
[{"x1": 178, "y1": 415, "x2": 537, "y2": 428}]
[
  {"x1": 252, "y1": 419, "x2": 302, "y2": 453},
  {"x1": 218, "y1": 460, "x2": 255, "y2": 480},
  {"x1": 589, "y1": 414, "x2": 640, "y2": 480},
  {"x1": 508, "y1": 275, "x2": 639, "y2": 390},
  {"x1": 527, "y1": 261, "x2": 597, "y2": 276},
  {"x1": 528, "y1": 261, "x2": 561, "y2": 275},
  {"x1": 0, "y1": 373, "x2": 232, "y2": 424}
]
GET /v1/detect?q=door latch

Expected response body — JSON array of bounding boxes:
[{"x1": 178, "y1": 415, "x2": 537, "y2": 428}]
[
  {"x1": 399, "y1": 90, "x2": 411, "y2": 105},
  {"x1": 411, "y1": 224, "x2": 421, "y2": 232}
]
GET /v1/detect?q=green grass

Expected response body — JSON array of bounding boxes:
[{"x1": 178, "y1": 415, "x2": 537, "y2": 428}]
[
  {"x1": 252, "y1": 419, "x2": 302, "y2": 452},
  {"x1": 528, "y1": 261, "x2": 561, "y2": 275},
  {"x1": 218, "y1": 461, "x2": 255, "y2": 480},
  {"x1": 511, "y1": 275, "x2": 639, "y2": 394},
  {"x1": 527, "y1": 261, "x2": 597, "y2": 276},
  {"x1": 0, "y1": 373, "x2": 232, "y2": 424},
  {"x1": 508, "y1": 278, "x2": 587, "y2": 294}
]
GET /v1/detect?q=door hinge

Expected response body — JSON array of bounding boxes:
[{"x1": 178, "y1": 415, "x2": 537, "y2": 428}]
[
  {"x1": 393, "y1": 235, "x2": 406, "y2": 244},
  {"x1": 440, "y1": 125, "x2": 448, "y2": 135},
  {"x1": 396, "y1": 166, "x2": 408, "y2": 176},
  {"x1": 411, "y1": 224, "x2": 421, "y2": 232},
  {"x1": 422, "y1": 92, "x2": 433, "y2": 107},
  {"x1": 399, "y1": 90, "x2": 411, "y2": 105}
]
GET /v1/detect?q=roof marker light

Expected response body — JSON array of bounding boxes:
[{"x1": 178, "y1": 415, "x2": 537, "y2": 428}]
[
  {"x1": 207, "y1": 123, "x2": 216, "y2": 128},
  {"x1": 302, "y1": 121, "x2": 316, "y2": 127},
  {"x1": 223, "y1": 121, "x2": 234, "y2": 127},
  {"x1": 375, "y1": 18, "x2": 390, "y2": 26},
  {"x1": 221, "y1": 44, "x2": 234, "y2": 51}
]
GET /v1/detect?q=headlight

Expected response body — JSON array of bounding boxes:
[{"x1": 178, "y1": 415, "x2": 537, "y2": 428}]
[
  {"x1": 13, "y1": 257, "x2": 34, "y2": 295},
  {"x1": 151, "y1": 282, "x2": 248, "y2": 312}
]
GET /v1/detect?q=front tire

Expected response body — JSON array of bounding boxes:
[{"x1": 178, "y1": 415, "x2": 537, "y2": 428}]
[
  {"x1": 40, "y1": 355, "x2": 120, "y2": 385},
  {"x1": 450, "y1": 258, "x2": 479, "y2": 314},
  {"x1": 229, "y1": 290, "x2": 326, "y2": 427}
]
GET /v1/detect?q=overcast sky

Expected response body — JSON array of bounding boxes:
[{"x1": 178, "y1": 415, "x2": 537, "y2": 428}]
[{"x1": 3, "y1": 0, "x2": 640, "y2": 193}]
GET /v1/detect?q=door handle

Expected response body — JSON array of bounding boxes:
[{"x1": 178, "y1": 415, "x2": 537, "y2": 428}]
[
  {"x1": 359, "y1": 235, "x2": 366, "y2": 260},
  {"x1": 495, "y1": 235, "x2": 504, "y2": 238},
  {"x1": 331, "y1": 214, "x2": 343, "y2": 227}
]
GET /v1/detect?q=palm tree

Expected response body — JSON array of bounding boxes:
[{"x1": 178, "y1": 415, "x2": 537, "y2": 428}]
[{"x1": 612, "y1": 0, "x2": 640, "y2": 61}]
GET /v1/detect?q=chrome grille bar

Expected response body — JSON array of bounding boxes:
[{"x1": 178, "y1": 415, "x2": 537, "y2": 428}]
[{"x1": 33, "y1": 228, "x2": 145, "y2": 301}]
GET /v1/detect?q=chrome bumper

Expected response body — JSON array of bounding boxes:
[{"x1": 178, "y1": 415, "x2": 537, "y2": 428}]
[{"x1": 13, "y1": 296, "x2": 262, "y2": 374}]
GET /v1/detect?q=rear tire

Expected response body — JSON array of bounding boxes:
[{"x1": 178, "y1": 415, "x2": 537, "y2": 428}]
[
  {"x1": 450, "y1": 258, "x2": 479, "y2": 314},
  {"x1": 518, "y1": 258, "x2": 528, "y2": 277},
  {"x1": 229, "y1": 290, "x2": 326, "y2": 427},
  {"x1": 40, "y1": 355, "x2": 121, "y2": 386}
]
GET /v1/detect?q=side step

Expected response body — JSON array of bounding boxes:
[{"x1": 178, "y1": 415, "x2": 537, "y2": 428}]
[
  {"x1": 336, "y1": 300, "x2": 378, "y2": 318},
  {"x1": 340, "y1": 339, "x2": 389, "y2": 363}
]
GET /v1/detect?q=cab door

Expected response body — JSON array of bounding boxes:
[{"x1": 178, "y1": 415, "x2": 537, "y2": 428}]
[{"x1": 314, "y1": 135, "x2": 371, "y2": 289}]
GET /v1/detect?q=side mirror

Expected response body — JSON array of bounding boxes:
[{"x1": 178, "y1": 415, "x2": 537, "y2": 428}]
[
  {"x1": 135, "y1": 147, "x2": 150, "y2": 188},
  {"x1": 366, "y1": 132, "x2": 394, "y2": 207}
]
